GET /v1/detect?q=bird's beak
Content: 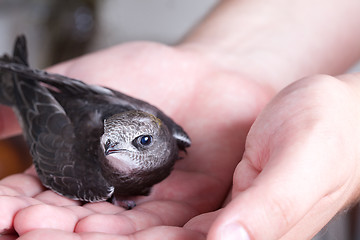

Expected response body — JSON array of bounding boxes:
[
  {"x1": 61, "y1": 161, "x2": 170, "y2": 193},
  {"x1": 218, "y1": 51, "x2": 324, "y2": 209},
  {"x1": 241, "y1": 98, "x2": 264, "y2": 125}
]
[
  {"x1": 105, "y1": 146, "x2": 121, "y2": 155},
  {"x1": 104, "y1": 141, "x2": 121, "y2": 155}
]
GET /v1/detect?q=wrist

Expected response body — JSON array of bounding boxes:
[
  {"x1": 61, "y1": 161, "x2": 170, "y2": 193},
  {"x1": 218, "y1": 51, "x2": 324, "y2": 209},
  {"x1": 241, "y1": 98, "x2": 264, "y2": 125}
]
[{"x1": 178, "y1": 0, "x2": 360, "y2": 92}]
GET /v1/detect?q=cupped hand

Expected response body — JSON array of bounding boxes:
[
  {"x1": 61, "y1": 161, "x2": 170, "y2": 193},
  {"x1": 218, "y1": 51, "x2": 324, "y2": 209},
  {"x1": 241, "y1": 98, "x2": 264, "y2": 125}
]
[
  {"x1": 0, "y1": 42, "x2": 271, "y2": 238},
  {"x1": 183, "y1": 74, "x2": 360, "y2": 240}
]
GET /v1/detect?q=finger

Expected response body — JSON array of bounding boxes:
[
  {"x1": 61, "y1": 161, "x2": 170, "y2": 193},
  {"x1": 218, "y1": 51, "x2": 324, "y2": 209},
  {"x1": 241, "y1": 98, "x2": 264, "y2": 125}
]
[
  {"x1": 208, "y1": 144, "x2": 352, "y2": 240},
  {"x1": 34, "y1": 190, "x2": 80, "y2": 207},
  {"x1": 18, "y1": 226, "x2": 206, "y2": 240},
  {"x1": 0, "y1": 196, "x2": 41, "y2": 234},
  {"x1": 0, "y1": 173, "x2": 44, "y2": 197},
  {"x1": 0, "y1": 234, "x2": 18, "y2": 240},
  {"x1": 232, "y1": 157, "x2": 260, "y2": 194},
  {"x1": 82, "y1": 202, "x2": 126, "y2": 214},
  {"x1": 13, "y1": 204, "x2": 83, "y2": 235},
  {"x1": 131, "y1": 226, "x2": 206, "y2": 240},
  {"x1": 0, "y1": 106, "x2": 21, "y2": 139},
  {"x1": 75, "y1": 200, "x2": 198, "y2": 234},
  {"x1": 184, "y1": 209, "x2": 222, "y2": 235},
  {"x1": 18, "y1": 229, "x2": 81, "y2": 240}
]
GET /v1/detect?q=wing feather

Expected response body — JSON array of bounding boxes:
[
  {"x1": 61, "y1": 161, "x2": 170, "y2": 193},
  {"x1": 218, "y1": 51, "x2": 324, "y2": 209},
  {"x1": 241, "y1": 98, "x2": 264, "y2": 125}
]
[{"x1": 10, "y1": 73, "x2": 114, "y2": 201}]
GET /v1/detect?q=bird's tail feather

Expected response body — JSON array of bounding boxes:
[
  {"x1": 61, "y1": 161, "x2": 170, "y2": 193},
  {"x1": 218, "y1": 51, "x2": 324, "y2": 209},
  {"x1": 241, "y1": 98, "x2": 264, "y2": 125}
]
[
  {"x1": 11, "y1": 35, "x2": 29, "y2": 66},
  {"x1": 0, "y1": 35, "x2": 28, "y2": 66}
]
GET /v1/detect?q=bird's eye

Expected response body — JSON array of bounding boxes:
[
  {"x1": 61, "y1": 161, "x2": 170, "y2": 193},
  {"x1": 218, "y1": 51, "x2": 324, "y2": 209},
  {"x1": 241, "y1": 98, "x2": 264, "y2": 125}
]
[
  {"x1": 133, "y1": 135, "x2": 153, "y2": 149},
  {"x1": 140, "y1": 135, "x2": 152, "y2": 146}
]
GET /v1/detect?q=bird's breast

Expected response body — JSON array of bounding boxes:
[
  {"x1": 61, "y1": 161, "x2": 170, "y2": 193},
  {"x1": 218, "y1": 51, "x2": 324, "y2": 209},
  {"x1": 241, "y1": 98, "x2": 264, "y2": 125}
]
[{"x1": 105, "y1": 152, "x2": 140, "y2": 173}]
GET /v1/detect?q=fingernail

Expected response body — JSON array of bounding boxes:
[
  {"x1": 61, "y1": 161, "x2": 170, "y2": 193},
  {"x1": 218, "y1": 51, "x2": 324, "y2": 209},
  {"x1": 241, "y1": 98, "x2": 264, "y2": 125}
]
[{"x1": 221, "y1": 223, "x2": 250, "y2": 240}]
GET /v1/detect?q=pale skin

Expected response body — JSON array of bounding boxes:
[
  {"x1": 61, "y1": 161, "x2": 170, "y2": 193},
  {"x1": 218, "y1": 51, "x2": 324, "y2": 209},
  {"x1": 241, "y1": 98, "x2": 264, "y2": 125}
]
[{"x1": 1, "y1": 0, "x2": 360, "y2": 239}]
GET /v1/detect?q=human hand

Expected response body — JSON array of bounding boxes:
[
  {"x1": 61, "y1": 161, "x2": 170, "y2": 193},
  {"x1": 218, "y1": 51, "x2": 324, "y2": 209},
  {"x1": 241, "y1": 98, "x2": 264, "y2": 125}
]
[
  {"x1": 183, "y1": 74, "x2": 360, "y2": 240},
  {"x1": 9, "y1": 73, "x2": 360, "y2": 240},
  {"x1": 2, "y1": 0, "x2": 360, "y2": 238},
  {"x1": 0, "y1": 41, "x2": 271, "y2": 239}
]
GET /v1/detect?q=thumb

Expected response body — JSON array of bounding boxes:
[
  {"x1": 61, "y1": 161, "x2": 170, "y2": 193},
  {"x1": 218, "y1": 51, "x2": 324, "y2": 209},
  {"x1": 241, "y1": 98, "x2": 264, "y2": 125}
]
[{"x1": 207, "y1": 141, "x2": 353, "y2": 240}]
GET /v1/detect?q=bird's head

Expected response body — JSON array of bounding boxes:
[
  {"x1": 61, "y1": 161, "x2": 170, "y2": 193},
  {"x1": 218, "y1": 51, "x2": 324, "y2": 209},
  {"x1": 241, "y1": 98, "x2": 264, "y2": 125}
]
[{"x1": 100, "y1": 110, "x2": 177, "y2": 173}]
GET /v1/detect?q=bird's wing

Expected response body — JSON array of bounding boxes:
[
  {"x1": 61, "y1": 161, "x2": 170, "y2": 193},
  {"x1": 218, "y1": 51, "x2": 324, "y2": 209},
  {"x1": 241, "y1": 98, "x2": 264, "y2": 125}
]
[
  {"x1": 12, "y1": 73, "x2": 114, "y2": 201},
  {"x1": 0, "y1": 36, "x2": 114, "y2": 201},
  {"x1": 12, "y1": 74, "x2": 114, "y2": 201}
]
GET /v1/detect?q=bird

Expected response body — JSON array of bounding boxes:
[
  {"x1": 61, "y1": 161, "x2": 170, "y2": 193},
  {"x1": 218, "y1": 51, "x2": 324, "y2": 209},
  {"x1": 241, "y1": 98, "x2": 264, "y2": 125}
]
[{"x1": 0, "y1": 35, "x2": 191, "y2": 207}]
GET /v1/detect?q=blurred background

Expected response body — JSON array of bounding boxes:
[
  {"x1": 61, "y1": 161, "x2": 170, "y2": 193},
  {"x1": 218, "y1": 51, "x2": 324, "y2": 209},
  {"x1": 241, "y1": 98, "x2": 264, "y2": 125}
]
[
  {"x1": 0, "y1": 0, "x2": 218, "y2": 68},
  {"x1": 0, "y1": 1, "x2": 360, "y2": 239}
]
